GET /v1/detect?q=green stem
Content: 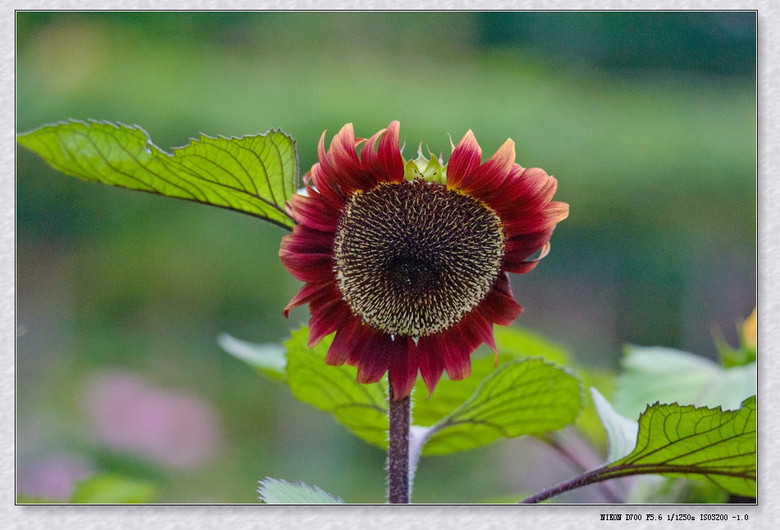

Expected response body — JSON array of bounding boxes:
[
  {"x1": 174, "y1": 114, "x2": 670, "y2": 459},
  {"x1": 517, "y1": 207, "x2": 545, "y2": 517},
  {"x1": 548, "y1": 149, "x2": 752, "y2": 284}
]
[{"x1": 387, "y1": 386, "x2": 411, "y2": 503}]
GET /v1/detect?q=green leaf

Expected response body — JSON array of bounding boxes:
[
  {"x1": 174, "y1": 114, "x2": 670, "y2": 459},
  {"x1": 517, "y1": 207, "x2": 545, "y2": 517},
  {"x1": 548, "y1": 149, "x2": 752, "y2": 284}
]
[
  {"x1": 258, "y1": 477, "x2": 344, "y2": 504},
  {"x1": 17, "y1": 119, "x2": 298, "y2": 230},
  {"x1": 243, "y1": 326, "x2": 583, "y2": 456},
  {"x1": 605, "y1": 396, "x2": 756, "y2": 498},
  {"x1": 69, "y1": 473, "x2": 157, "y2": 503},
  {"x1": 410, "y1": 349, "x2": 498, "y2": 428},
  {"x1": 284, "y1": 327, "x2": 388, "y2": 448},
  {"x1": 412, "y1": 325, "x2": 579, "y2": 428},
  {"x1": 492, "y1": 326, "x2": 615, "y2": 448},
  {"x1": 614, "y1": 346, "x2": 756, "y2": 419},
  {"x1": 218, "y1": 333, "x2": 286, "y2": 380},
  {"x1": 419, "y1": 357, "x2": 582, "y2": 455}
]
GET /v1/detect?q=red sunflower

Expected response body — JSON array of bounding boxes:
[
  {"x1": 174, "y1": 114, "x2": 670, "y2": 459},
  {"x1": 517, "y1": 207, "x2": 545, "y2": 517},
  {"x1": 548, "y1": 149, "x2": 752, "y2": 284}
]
[{"x1": 279, "y1": 121, "x2": 568, "y2": 400}]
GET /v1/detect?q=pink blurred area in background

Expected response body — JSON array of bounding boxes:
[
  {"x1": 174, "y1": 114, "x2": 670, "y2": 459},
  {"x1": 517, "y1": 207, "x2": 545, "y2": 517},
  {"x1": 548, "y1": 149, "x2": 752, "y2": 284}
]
[
  {"x1": 17, "y1": 453, "x2": 95, "y2": 500},
  {"x1": 81, "y1": 370, "x2": 223, "y2": 470}
]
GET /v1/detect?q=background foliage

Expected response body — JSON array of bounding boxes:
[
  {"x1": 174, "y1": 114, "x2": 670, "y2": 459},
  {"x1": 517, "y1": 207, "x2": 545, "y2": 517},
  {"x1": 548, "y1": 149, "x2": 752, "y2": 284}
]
[{"x1": 16, "y1": 11, "x2": 755, "y2": 503}]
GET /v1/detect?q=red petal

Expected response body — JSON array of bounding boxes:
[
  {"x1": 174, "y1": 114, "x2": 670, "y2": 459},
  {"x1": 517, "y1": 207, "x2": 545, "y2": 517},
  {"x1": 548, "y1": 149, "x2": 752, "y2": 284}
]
[
  {"x1": 459, "y1": 310, "x2": 496, "y2": 352},
  {"x1": 283, "y1": 280, "x2": 338, "y2": 317},
  {"x1": 327, "y1": 123, "x2": 377, "y2": 191},
  {"x1": 416, "y1": 337, "x2": 445, "y2": 395},
  {"x1": 502, "y1": 229, "x2": 556, "y2": 273},
  {"x1": 308, "y1": 299, "x2": 352, "y2": 347},
  {"x1": 476, "y1": 164, "x2": 524, "y2": 208},
  {"x1": 313, "y1": 125, "x2": 371, "y2": 195},
  {"x1": 495, "y1": 167, "x2": 559, "y2": 214},
  {"x1": 418, "y1": 327, "x2": 475, "y2": 383},
  {"x1": 387, "y1": 336, "x2": 418, "y2": 399},
  {"x1": 325, "y1": 316, "x2": 366, "y2": 366},
  {"x1": 458, "y1": 138, "x2": 516, "y2": 196},
  {"x1": 446, "y1": 130, "x2": 482, "y2": 189},
  {"x1": 278, "y1": 250, "x2": 333, "y2": 282},
  {"x1": 362, "y1": 120, "x2": 405, "y2": 184},
  {"x1": 309, "y1": 133, "x2": 353, "y2": 207},
  {"x1": 287, "y1": 193, "x2": 340, "y2": 232},
  {"x1": 502, "y1": 201, "x2": 570, "y2": 236},
  {"x1": 438, "y1": 327, "x2": 473, "y2": 380},
  {"x1": 478, "y1": 273, "x2": 523, "y2": 326},
  {"x1": 355, "y1": 330, "x2": 394, "y2": 384},
  {"x1": 279, "y1": 225, "x2": 335, "y2": 256}
]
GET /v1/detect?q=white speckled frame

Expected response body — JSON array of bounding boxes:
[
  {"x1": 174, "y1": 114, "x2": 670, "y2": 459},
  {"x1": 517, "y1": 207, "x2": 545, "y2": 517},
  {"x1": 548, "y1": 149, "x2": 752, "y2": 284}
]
[{"x1": 5, "y1": 2, "x2": 772, "y2": 529}]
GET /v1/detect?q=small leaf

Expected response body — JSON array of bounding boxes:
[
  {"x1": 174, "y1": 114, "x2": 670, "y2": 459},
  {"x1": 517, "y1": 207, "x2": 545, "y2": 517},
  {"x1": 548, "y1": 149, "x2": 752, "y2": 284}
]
[
  {"x1": 258, "y1": 477, "x2": 344, "y2": 504},
  {"x1": 590, "y1": 388, "x2": 638, "y2": 462},
  {"x1": 70, "y1": 473, "x2": 157, "y2": 503},
  {"x1": 218, "y1": 333, "x2": 286, "y2": 380},
  {"x1": 284, "y1": 327, "x2": 388, "y2": 448},
  {"x1": 606, "y1": 396, "x2": 756, "y2": 497},
  {"x1": 420, "y1": 358, "x2": 582, "y2": 455},
  {"x1": 17, "y1": 120, "x2": 298, "y2": 229},
  {"x1": 614, "y1": 346, "x2": 756, "y2": 419},
  {"x1": 412, "y1": 325, "x2": 579, "y2": 428}
]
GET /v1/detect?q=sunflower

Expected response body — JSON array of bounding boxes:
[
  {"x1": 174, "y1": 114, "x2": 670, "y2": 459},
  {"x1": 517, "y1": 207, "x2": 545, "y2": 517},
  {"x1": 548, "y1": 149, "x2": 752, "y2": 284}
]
[{"x1": 280, "y1": 121, "x2": 568, "y2": 400}]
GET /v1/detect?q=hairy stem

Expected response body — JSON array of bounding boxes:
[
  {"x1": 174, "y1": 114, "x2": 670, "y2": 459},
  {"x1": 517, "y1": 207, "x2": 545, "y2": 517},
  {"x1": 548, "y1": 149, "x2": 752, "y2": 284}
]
[
  {"x1": 387, "y1": 386, "x2": 411, "y2": 503},
  {"x1": 521, "y1": 463, "x2": 717, "y2": 503},
  {"x1": 522, "y1": 467, "x2": 609, "y2": 503},
  {"x1": 538, "y1": 432, "x2": 622, "y2": 503}
]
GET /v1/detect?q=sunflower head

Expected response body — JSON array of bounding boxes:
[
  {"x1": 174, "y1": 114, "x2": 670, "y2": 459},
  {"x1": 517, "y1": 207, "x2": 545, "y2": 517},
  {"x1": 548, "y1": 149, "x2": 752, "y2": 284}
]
[{"x1": 280, "y1": 121, "x2": 568, "y2": 399}]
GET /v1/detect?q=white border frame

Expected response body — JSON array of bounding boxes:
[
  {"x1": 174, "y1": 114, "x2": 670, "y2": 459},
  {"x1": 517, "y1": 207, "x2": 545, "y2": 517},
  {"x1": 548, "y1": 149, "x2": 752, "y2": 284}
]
[{"x1": 5, "y1": 2, "x2": 774, "y2": 528}]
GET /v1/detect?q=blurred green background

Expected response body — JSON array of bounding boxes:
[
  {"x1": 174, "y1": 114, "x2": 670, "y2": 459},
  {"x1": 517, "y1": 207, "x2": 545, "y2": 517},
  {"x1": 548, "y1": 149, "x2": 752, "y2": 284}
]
[{"x1": 16, "y1": 11, "x2": 756, "y2": 503}]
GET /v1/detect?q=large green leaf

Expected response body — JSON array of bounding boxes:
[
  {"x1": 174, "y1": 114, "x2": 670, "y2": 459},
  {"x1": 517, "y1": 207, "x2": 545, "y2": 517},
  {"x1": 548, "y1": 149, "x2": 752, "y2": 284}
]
[
  {"x1": 229, "y1": 326, "x2": 584, "y2": 456},
  {"x1": 284, "y1": 327, "x2": 389, "y2": 448},
  {"x1": 17, "y1": 120, "x2": 298, "y2": 229},
  {"x1": 604, "y1": 396, "x2": 756, "y2": 497},
  {"x1": 258, "y1": 478, "x2": 344, "y2": 504},
  {"x1": 525, "y1": 396, "x2": 756, "y2": 503},
  {"x1": 420, "y1": 358, "x2": 582, "y2": 455}
]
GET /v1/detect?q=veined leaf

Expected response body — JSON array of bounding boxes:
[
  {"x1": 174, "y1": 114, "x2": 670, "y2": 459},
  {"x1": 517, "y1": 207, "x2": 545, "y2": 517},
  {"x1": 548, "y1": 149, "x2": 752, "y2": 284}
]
[
  {"x1": 410, "y1": 349, "x2": 498, "y2": 428},
  {"x1": 420, "y1": 358, "x2": 582, "y2": 455},
  {"x1": 604, "y1": 396, "x2": 756, "y2": 497},
  {"x1": 524, "y1": 396, "x2": 756, "y2": 503},
  {"x1": 239, "y1": 326, "x2": 583, "y2": 456},
  {"x1": 412, "y1": 325, "x2": 586, "y2": 428},
  {"x1": 284, "y1": 327, "x2": 388, "y2": 448},
  {"x1": 17, "y1": 120, "x2": 298, "y2": 229},
  {"x1": 258, "y1": 478, "x2": 344, "y2": 504},
  {"x1": 493, "y1": 325, "x2": 614, "y2": 448}
]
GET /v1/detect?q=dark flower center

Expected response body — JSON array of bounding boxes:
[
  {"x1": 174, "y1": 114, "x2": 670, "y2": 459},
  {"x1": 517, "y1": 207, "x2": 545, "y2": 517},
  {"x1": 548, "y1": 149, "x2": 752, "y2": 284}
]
[{"x1": 333, "y1": 180, "x2": 506, "y2": 338}]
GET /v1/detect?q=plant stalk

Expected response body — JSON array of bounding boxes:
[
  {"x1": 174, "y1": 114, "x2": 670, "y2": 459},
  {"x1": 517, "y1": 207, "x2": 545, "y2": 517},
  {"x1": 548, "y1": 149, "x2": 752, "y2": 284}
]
[{"x1": 387, "y1": 385, "x2": 411, "y2": 503}]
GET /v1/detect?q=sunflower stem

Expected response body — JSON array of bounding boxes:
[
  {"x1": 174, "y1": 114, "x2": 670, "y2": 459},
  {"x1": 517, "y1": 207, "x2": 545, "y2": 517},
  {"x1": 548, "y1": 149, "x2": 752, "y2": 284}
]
[{"x1": 387, "y1": 386, "x2": 411, "y2": 503}]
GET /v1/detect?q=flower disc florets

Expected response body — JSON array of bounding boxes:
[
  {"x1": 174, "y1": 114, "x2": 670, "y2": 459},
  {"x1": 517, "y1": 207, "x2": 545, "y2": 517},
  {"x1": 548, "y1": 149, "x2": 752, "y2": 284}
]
[
  {"x1": 333, "y1": 180, "x2": 505, "y2": 339},
  {"x1": 280, "y1": 121, "x2": 569, "y2": 399}
]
